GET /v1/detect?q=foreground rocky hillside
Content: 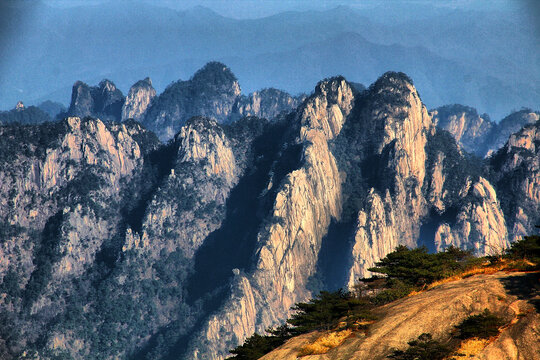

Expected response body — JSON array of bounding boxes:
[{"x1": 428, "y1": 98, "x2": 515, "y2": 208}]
[
  {"x1": 0, "y1": 68, "x2": 538, "y2": 360},
  {"x1": 260, "y1": 271, "x2": 540, "y2": 360}
]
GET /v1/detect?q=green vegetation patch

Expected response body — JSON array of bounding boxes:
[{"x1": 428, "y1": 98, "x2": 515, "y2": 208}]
[{"x1": 456, "y1": 310, "x2": 505, "y2": 339}]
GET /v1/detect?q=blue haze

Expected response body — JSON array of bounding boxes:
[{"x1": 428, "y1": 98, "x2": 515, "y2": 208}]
[{"x1": 0, "y1": 0, "x2": 538, "y2": 120}]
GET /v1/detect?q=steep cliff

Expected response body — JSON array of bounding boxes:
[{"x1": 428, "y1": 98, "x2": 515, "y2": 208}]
[
  {"x1": 67, "y1": 79, "x2": 125, "y2": 121},
  {"x1": 121, "y1": 77, "x2": 156, "y2": 122},
  {"x1": 143, "y1": 62, "x2": 241, "y2": 141},
  {"x1": 431, "y1": 104, "x2": 493, "y2": 155},
  {"x1": 488, "y1": 120, "x2": 540, "y2": 242},
  {"x1": 0, "y1": 117, "x2": 157, "y2": 358},
  {"x1": 185, "y1": 77, "x2": 355, "y2": 359},
  {"x1": 431, "y1": 105, "x2": 539, "y2": 157}
]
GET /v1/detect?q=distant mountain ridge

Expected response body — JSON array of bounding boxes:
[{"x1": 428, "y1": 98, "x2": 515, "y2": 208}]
[{"x1": 2, "y1": 2, "x2": 538, "y2": 120}]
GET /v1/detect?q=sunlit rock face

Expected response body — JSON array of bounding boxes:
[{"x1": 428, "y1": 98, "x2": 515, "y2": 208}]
[
  {"x1": 121, "y1": 77, "x2": 156, "y2": 122},
  {"x1": 143, "y1": 62, "x2": 242, "y2": 141},
  {"x1": 488, "y1": 120, "x2": 540, "y2": 242},
  {"x1": 186, "y1": 77, "x2": 354, "y2": 359},
  {"x1": 431, "y1": 104, "x2": 493, "y2": 155},
  {"x1": 344, "y1": 72, "x2": 433, "y2": 285},
  {"x1": 68, "y1": 80, "x2": 125, "y2": 121},
  {"x1": 260, "y1": 272, "x2": 540, "y2": 360}
]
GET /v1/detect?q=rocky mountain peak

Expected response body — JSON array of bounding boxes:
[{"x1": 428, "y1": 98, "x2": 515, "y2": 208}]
[
  {"x1": 178, "y1": 116, "x2": 236, "y2": 184},
  {"x1": 67, "y1": 79, "x2": 125, "y2": 121},
  {"x1": 121, "y1": 77, "x2": 156, "y2": 122},
  {"x1": 299, "y1": 77, "x2": 354, "y2": 141},
  {"x1": 143, "y1": 62, "x2": 242, "y2": 141},
  {"x1": 94, "y1": 79, "x2": 124, "y2": 120},
  {"x1": 488, "y1": 109, "x2": 540, "y2": 156},
  {"x1": 69, "y1": 81, "x2": 94, "y2": 118},
  {"x1": 191, "y1": 61, "x2": 241, "y2": 96},
  {"x1": 231, "y1": 88, "x2": 301, "y2": 121}
]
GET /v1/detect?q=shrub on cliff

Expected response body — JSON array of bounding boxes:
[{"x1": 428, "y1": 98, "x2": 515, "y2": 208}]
[
  {"x1": 456, "y1": 309, "x2": 504, "y2": 339},
  {"x1": 505, "y1": 226, "x2": 540, "y2": 267},
  {"x1": 368, "y1": 245, "x2": 475, "y2": 288},
  {"x1": 388, "y1": 333, "x2": 453, "y2": 360}
]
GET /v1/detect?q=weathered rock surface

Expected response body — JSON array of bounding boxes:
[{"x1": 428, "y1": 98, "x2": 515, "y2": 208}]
[
  {"x1": 0, "y1": 117, "x2": 156, "y2": 357},
  {"x1": 431, "y1": 104, "x2": 539, "y2": 157},
  {"x1": 121, "y1": 77, "x2": 156, "y2": 122},
  {"x1": 260, "y1": 272, "x2": 540, "y2": 360},
  {"x1": 488, "y1": 120, "x2": 540, "y2": 242},
  {"x1": 434, "y1": 177, "x2": 509, "y2": 255},
  {"x1": 431, "y1": 104, "x2": 493, "y2": 155}
]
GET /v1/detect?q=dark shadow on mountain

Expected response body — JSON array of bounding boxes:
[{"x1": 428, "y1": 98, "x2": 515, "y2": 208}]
[
  {"x1": 500, "y1": 272, "x2": 540, "y2": 313},
  {"x1": 124, "y1": 141, "x2": 178, "y2": 233},
  {"x1": 149, "y1": 120, "x2": 302, "y2": 360},
  {"x1": 316, "y1": 220, "x2": 356, "y2": 291},
  {"x1": 418, "y1": 207, "x2": 459, "y2": 253}
]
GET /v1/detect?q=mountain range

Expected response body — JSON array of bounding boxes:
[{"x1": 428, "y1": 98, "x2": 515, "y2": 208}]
[{"x1": 0, "y1": 62, "x2": 538, "y2": 359}]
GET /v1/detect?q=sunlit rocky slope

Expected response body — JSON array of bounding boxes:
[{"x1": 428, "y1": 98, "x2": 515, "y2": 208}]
[
  {"x1": 0, "y1": 64, "x2": 538, "y2": 359},
  {"x1": 260, "y1": 271, "x2": 540, "y2": 360}
]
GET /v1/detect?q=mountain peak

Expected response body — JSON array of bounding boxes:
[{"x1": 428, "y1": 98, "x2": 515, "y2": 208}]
[{"x1": 191, "y1": 61, "x2": 238, "y2": 86}]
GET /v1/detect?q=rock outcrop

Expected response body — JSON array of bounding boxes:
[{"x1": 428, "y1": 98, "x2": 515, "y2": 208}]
[
  {"x1": 434, "y1": 177, "x2": 509, "y2": 255},
  {"x1": 67, "y1": 79, "x2": 125, "y2": 121},
  {"x1": 488, "y1": 110, "x2": 540, "y2": 156},
  {"x1": 121, "y1": 77, "x2": 156, "y2": 122},
  {"x1": 143, "y1": 62, "x2": 241, "y2": 140},
  {"x1": 260, "y1": 272, "x2": 540, "y2": 360}
]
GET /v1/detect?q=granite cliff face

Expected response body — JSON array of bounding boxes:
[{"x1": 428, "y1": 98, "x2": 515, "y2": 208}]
[
  {"x1": 0, "y1": 69, "x2": 537, "y2": 360},
  {"x1": 431, "y1": 104, "x2": 493, "y2": 155},
  {"x1": 0, "y1": 117, "x2": 157, "y2": 357},
  {"x1": 68, "y1": 79, "x2": 125, "y2": 121},
  {"x1": 121, "y1": 77, "x2": 156, "y2": 122},
  {"x1": 488, "y1": 120, "x2": 540, "y2": 242},
  {"x1": 431, "y1": 105, "x2": 539, "y2": 157}
]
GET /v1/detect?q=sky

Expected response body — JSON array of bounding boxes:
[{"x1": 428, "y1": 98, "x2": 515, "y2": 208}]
[{"x1": 35, "y1": 0, "x2": 538, "y2": 18}]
